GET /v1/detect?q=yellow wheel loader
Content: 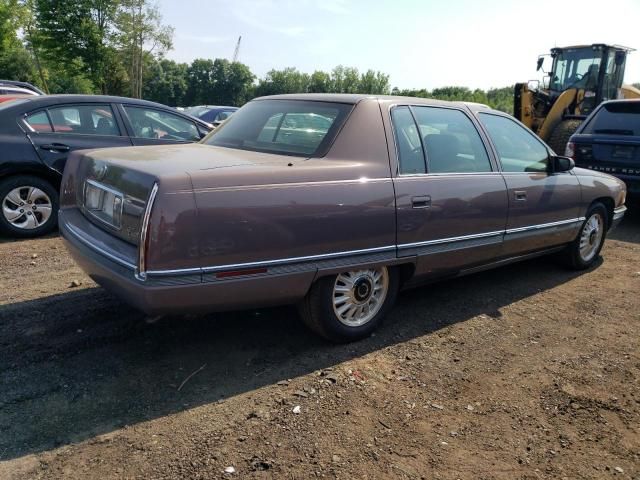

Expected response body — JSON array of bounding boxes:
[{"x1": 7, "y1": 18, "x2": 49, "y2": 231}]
[{"x1": 514, "y1": 44, "x2": 640, "y2": 154}]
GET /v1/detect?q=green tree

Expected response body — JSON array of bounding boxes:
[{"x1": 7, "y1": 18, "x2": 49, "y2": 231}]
[
  {"x1": 184, "y1": 58, "x2": 254, "y2": 106},
  {"x1": 358, "y1": 69, "x2": 390, "y2": 94},
  {"x1": 117, "y1": 0, "x2": 173, "y2": 98},
  {"x1": 143, "y1": 58, "x2": 188, "y2": 106},
  {"x1": 0, "y1": 0, "x2": 37, "y2": 83},
  {"x1": 330, "y1": 65, "x2": 359, "y2": 93},
  {"x1": 308, "y1": 70, "x2": 331, "y2": 93},
  {"x1": 255, "y1": 67, "x2": 310, "y2": 97},
  {"x1": 33, "y1": 0, "x2": 123, "y2": 93}
]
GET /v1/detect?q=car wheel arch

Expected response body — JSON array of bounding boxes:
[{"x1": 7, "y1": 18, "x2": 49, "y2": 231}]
[
  {"x1": 0, "y1": 167, "x2": 61, "y2": 192},
  {"x1": 590, "y1": 197, "x2": 614, "y2": 229}
]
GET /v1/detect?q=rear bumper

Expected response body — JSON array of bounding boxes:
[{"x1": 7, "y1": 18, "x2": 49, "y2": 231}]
[{"x1": 59, "y1": 210, "x2": 315, "y2": 315}]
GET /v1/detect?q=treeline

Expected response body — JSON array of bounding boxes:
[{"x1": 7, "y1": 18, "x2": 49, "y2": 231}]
[{"x1": 0, "y1": 0, "x2": 514, "y2": 112}]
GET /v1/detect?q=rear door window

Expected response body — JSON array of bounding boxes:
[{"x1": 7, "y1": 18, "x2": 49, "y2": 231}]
[
  {"x1": 582, "y1": 102, "x2": 640, "y2": 136},
  {"x1": 205, "y1": 100, "x2": 352, "y2": 157},
  {"x1": 391, "y1": 106, "x2": 425, "y2": 174},
  {"x1": 412, "y1": 106, "x2": 492, "y2": 173},
  {"x1": 25, "y1": 111, "x2": 53, "y2": 133},
  {"x1": 46, "y1": 105, "x2": 120, "y2": 136}
]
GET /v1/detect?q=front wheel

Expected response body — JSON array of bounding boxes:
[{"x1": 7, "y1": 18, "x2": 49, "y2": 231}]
[
  {"x1": 560, "y1": 203, "x2": 607, "y2": 270},
  {"x1": 0, "y1": 175, "x2": 59, "y2": 238},
  {"x1": 299, "y1": 266, "x2": 399, "y2": 342}
]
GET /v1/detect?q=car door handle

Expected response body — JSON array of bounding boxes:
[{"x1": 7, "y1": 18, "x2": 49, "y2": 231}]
[
  {"x1": 411, "y1": 195, "x2": 431, "y2": 209},
  {"x1": 514, "y1": 190, "x2": 527, "y2": 201},
  {"x1": 40, "y1": 143, "x2": 70, "y2": 152}
]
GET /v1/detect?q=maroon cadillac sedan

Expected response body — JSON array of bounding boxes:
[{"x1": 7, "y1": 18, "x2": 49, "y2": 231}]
[{"x1": 59, "y1": 94, "x2": 627, "y2": 342}]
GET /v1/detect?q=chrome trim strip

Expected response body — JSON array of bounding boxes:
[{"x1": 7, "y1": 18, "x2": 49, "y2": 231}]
[
  {"x1": 63, "y1": 220, "x2": 136, "y2": 270},
  {"x1": 505, "y1": 217, "x2": 585, "y2": 234},
  {"x1": 198, "y1": 245, "x2": 397, "y2": 274},
  {"x1": 183, "y1": 177, "x2": 392, "y2": 195},
  {"x1": 145, "y1": 218, "x2": 587, "y2": 277},
  {"x1": 136, "y1": 183, "x2": 159, "y2": 281},
  {"x1": 73, "y1": 207, "x2": 588, "y2": 280},
  {"x1": 613, "y1": 205, "x2": 627, "y2": 220},
  {"x1": 397, "y1": 230, "x2": 504, "y2": 249},
  {"x1": 146, "y1": 267, "x2": 202, "y2": 277}
]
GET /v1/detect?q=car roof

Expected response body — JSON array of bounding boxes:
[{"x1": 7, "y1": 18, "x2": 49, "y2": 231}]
[
  {"x1": 0, "y1": 94, "x2": 211, "y2": 124},
  {"x1": 0, "y1": 80, "x2": 45, "y2": 94},
  {"x1": 190, "y1": 105, "x2": 238, "y2": 110},
  {"x1": 252, "y1": 93, "x2": 493, "y2": 111},
  {"x1": 600, "y1": 98, "x2": 640, "y2": 105}
]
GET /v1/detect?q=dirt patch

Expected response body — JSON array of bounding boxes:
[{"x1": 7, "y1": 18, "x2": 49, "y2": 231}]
[{"x1": 0, "y1": 212, "x2": 639, "y2": 479}]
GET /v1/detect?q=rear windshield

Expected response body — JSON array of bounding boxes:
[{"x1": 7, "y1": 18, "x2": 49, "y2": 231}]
[
  {"x1": 203, "y1": 99, "x2": 353, "y2": 157},
  {"x1": 583, "y1": 102, "x2": 640, "y2": 136}
]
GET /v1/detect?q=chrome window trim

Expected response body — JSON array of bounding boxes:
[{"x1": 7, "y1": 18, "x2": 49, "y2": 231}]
[
  {"x1": 136, "y1": 183, "x2": 159, "y2": 281},
  {"x1": 389, "y1": 103, "x2": 496, "y2": 176}
]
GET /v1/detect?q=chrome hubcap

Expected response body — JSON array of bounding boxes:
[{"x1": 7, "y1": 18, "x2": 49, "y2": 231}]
[
  {"x1": 579, "y1": 213, "x2": 604, "y2": 262},
  {"x1": 2, "y1": 186, "x2": 52, "y2": 230},
  {"x1": 332, "y1": 267, "x2": 389, "y2": 327}
]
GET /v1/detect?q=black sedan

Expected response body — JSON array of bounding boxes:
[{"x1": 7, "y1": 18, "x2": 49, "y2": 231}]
[
  {"x1": 0, "y1": 95, "x2": 212, "y2": 238},
  {"x1": 567, "y1": 99, "x2": 640, "y2": 197}
]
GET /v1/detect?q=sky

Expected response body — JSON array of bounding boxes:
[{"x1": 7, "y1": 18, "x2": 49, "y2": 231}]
[{"x1": 159, "y1": 0, "x2": 640, "y2": 90}]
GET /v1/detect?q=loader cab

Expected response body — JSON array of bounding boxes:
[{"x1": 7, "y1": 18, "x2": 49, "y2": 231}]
[{"x1": 546, "y1": 44, "x2": 629, "y2": 113}]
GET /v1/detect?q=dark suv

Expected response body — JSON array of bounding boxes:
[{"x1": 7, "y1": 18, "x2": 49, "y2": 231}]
[
  {"x1": 567, "y1": 99, "x2": 640, "y2": 197},
  {"x1": 0, "y1": 95, "x2": 212, "y2": 238}
]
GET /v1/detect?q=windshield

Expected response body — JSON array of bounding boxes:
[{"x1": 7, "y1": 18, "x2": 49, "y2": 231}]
[
  {"x1": 204, "y1": 99, "x2": 353, "y2": 157},
  {"x1": 550, "y1": 47, "x2": 602, "y2": 92}
]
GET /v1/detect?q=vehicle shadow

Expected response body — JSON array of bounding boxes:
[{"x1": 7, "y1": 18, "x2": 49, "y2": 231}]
[
  {"x1": 0, "y1": 255, "x2": 593, "y2": 460},
  {"x1": 609, "y1": 204, "x2": 640, "y2": 244}
]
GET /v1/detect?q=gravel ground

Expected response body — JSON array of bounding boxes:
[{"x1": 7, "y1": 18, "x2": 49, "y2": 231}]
[{"x1": 0, "y1": 209, "x2": 639, "y2": 479}]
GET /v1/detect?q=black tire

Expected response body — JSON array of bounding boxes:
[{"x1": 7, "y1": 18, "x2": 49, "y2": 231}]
[
  {"x1": 0, "y1": 175, "x2": 59, "y2": 238},
  {"x1": 547, "y1": 119, "x2": 583, "y2": 156},
  {"x1": 299, "y1": 266, "x2": 400, "y2": 343},
  {"x1": 560, "y1": 202, "x2": 608, "y2": 270}
]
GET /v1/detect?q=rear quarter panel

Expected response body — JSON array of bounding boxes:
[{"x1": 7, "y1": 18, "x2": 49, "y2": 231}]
[{"x1": 189, "y1": 98, "x2": 397, "y2": 268}]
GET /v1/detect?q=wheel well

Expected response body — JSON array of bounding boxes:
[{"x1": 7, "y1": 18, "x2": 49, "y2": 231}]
[
  {"x1": 396, "y1": 262, "x2": 416, "y2": 286},
  {"x1": 0, "y1": 169, "x2": 61, "y2": 192},
  {"x1": 591, "y1": 197, "x2": 614, "y2": 229}
]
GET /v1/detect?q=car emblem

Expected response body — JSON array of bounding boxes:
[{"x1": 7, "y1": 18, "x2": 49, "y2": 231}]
[{"x1": 92, "y1": 162, "x2": 107, "y2": 180}]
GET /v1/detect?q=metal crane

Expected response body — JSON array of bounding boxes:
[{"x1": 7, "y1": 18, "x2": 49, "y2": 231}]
[{"x1": 232, "y1": 36, "x2": 241, "y2": 63}]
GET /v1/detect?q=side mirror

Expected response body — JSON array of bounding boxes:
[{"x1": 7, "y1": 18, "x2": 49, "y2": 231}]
[
  {"x1": 536, "y1": 57, "x2": 544, "y2": 71},
  {"x1": 551, "y1": 155, "x2": 575, "y2": 173}
]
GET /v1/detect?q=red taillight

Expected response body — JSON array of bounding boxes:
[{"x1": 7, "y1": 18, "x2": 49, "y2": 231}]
[{"x1": 565, "y1": 141, "x2": 575, "y2": 159}]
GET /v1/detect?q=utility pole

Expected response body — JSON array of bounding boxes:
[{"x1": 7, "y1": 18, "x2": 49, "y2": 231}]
[{"x1": 232, "y1": 36, "x2": 241, "y2": 63}]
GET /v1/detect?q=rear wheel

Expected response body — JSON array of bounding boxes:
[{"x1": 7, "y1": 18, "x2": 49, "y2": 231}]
[
  {"x1": 560, "y1": 202, "x2": 607, "y2": 270},
  {"x1": 299, "y1": 266, "x2": 399, "y2": 342},
  {"x1": 547, "y1": 119, "x2": 583, "y2": 155},
  {"x1": 0, "y1": 175, "x2": 58, "y2": 238}
]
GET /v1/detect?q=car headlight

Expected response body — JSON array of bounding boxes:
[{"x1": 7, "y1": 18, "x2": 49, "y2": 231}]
[{"x1": 84, "y1": 180, "x2": 124, "y2": 229}]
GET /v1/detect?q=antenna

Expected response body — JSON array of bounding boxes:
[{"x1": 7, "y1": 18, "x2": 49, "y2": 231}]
[{"x1": 232, "y1": 36, "x2": 241, "y2": 63}]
